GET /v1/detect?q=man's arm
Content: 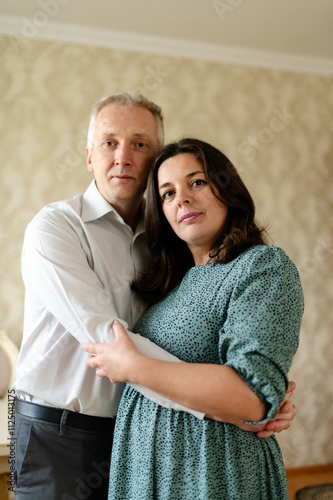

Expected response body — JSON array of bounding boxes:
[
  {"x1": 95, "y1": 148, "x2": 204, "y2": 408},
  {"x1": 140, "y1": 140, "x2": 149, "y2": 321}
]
[
  {"x1": 22, "y1": 213, "x2": 204, "y2": 417},
  {"x1": 26, "y1": 215, "x2": 297, "y2": 427},
  {"x1": 125, "y1": 332, "x2": 205, "y2": 418}
]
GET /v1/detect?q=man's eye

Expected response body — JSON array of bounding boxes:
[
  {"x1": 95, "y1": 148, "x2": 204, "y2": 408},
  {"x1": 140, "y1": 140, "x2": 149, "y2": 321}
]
[
  {"x1": 104, "y1": 141, "x2": 115, "y2": 147},
  {"x1": 136, "y1": 142, "x2": 147, "y2": 149}
]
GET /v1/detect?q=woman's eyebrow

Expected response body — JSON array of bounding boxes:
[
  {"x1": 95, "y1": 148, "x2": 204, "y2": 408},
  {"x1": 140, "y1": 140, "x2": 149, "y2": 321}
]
[{"x1": 159, "y1": 171, "x2": 204, "y2": 190}]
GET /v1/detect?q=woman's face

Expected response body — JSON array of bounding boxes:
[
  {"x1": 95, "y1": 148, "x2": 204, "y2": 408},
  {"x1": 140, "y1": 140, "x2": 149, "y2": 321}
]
[{"x1": 157, "y1": 153, "x2": 228, "y2": 265}]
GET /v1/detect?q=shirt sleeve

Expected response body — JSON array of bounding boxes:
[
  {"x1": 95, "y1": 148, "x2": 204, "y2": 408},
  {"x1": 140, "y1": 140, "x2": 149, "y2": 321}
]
[
  {"x1": 128, "y1": 333, "x2": 204, "y2": 418},
  {"x1": 220, "y1": 246, "x2": 304, "y2": 424},
  {"x1": 22, "y1": 210, "x2": 125, "y2": 344},
  {"x1": 22, "y1": 210, "x2": 204, "y2": 419}
]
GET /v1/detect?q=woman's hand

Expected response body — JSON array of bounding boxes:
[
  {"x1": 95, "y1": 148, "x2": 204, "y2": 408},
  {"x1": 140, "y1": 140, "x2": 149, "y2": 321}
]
[{"x1": 81, "y1": 321, "x2": 141, "y2": 383}]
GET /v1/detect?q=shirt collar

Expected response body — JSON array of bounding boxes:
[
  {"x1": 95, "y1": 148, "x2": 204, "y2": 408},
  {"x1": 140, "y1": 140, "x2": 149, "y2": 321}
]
[
  {"x1": 82, "y1": 180, "x2": 115, "y2": 222},
  {"x1": 81, "y1": 180, "x2": 145, "y2": 235}
]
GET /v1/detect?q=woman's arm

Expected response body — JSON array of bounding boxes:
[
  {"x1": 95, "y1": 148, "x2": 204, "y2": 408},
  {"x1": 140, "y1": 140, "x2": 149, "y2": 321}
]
[
  {"x1": 226, "y1": 382, "x2": 297, "y2": 437},
  {"x1": 82, "y1": 321, "x2": 266, "y2": 423}
]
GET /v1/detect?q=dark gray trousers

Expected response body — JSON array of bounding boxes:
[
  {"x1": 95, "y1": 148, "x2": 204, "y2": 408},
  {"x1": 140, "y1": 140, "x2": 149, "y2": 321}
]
[{"x1": 14, "y1": 410, "x2": 114, "y2": 500}]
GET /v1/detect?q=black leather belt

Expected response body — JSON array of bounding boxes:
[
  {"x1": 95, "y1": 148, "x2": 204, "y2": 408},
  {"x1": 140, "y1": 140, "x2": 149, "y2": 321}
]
[{"x1": 15, "y1": 398, "x2": 115, "y2": 434}]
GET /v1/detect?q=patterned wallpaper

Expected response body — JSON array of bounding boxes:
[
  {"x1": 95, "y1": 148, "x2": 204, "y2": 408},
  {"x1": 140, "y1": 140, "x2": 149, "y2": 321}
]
[{"x1": 1, "y1": 35, "x2": 332, "y2": 468}]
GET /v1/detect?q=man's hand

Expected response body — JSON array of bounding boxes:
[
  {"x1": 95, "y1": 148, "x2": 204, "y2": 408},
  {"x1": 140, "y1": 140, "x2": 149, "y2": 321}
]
[
  {"x1": 234, "y1": 381, "x2": 297, "y2": 438},
  {"x1": 255, "y1": 381, "x2": 297, "y2": 438}
]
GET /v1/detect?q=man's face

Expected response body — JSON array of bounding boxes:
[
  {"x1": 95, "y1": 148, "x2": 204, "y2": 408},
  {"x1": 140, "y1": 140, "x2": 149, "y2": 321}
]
[{"x1": 86, "y1": 105, "x2": 160, "y2": 213}]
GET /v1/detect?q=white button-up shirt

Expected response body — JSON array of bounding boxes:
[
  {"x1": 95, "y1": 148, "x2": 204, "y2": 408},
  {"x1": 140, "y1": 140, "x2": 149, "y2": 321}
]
[{"x1": 15, "y1": 181, "x2": 203, "y2": 419}]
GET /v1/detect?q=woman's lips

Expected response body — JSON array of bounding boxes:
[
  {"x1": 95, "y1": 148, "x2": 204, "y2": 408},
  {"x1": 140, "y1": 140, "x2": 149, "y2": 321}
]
[{"x1": 180, "y1": 212, "x2": 202, "y2": 223}]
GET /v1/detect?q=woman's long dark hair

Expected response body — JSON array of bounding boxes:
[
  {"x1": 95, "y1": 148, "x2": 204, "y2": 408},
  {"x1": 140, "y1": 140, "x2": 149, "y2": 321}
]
[{"x1": 133, "y1": 138, "x2": 267, "y2": 303}]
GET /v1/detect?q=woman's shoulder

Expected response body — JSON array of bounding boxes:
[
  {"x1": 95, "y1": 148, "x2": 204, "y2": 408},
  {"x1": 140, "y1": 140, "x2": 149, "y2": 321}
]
[
  {"x1": 236, "y1": 245, "x2": 292, "y2": 267},
  {"x1": 193, "y1": 246, "x2": 291, "y2": 276},
  {"x1": 187, "y1": 246, "x2": 299, "y2": 284},
  {"x1": 222, "y1": 245, "x2": 300, "y2": 285}
]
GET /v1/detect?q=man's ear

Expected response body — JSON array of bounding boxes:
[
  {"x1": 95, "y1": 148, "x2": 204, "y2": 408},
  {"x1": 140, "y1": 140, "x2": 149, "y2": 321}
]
[{"x1": 86, "y1": 147, "x2": 94, "y2": 172}]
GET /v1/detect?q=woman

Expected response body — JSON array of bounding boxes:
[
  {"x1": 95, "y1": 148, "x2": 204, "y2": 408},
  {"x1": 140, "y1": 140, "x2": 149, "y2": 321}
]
[{"x1": 83, "y1": 138, "x2": 304, "y2": 499}]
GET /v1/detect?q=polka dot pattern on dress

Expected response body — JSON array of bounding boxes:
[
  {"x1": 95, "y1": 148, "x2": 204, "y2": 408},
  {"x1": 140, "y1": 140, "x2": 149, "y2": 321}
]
[{"x1": 108, "y1": 245, "x2": 304, "y2": 500}]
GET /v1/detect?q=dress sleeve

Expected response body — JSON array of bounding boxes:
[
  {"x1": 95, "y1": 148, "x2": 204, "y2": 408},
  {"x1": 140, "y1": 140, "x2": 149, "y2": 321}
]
[{"x1": 220, "y1": 246, "x2": 304, "y2": 424}]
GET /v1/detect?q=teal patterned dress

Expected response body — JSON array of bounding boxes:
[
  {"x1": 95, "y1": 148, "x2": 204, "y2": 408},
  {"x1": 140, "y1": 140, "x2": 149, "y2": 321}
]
[{"x1": 108, "y1": 246, "x2": 304, "y2": 500}]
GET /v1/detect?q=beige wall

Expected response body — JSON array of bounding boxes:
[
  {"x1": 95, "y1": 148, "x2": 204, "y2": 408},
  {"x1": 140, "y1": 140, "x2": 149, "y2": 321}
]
[{"x1": 1, "y1": 35, "x2": 332, "y2": 468}]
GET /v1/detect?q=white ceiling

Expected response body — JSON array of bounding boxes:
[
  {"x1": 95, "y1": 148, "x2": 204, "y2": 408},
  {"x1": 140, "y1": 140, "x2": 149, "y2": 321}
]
[{"x1": 1, "y1": 0, "x2": 333, "y2": 74}]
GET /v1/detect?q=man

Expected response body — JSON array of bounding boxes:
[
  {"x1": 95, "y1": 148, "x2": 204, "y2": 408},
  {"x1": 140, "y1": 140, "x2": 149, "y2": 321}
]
[{"x1": 14, "y1": 92, "x2": 296, "y2": 500}]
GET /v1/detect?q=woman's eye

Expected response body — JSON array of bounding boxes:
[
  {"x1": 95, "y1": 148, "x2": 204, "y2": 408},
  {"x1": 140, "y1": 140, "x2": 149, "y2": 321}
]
[
  {"x1": 192, "y1": 179, "x2": 206, "y2": 187},
  {"x1": 162, "y1": 190, "x2": 174, "y2": 201}
]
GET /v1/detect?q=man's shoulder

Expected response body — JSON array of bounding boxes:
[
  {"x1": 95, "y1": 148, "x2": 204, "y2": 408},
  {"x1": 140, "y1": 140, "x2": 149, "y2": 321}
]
[{"x1": 27, "y1": 193, "x2": 85, "y2": 229}]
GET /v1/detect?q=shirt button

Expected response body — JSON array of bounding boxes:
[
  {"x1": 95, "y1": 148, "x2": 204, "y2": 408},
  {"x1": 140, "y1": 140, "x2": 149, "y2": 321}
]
[{"x1": 137, "y1": 307, "x2": 141, "y2": 313}]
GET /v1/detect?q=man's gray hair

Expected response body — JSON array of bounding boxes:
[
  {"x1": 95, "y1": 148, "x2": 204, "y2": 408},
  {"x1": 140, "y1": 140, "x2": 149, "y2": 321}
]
[{"x1": 87, "y1": 92, "x2": 164, "y2": 149}]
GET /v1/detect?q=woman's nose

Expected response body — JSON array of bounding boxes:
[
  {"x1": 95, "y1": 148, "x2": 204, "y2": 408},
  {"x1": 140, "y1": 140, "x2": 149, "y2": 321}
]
[{"x1": 176, "y1": 190, "x2": 191, "y2": 207}]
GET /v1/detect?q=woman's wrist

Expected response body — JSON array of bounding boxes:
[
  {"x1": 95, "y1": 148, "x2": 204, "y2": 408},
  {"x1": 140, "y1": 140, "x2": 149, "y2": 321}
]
[{"x1": 126, "y1": 352, "x2": 152, "y2": 385}]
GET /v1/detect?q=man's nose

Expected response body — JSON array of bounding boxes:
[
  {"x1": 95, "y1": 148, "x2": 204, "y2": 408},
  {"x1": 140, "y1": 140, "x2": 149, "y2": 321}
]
[{"x1": 115, "y1": 144, "x2": 132, "y2": 167}]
